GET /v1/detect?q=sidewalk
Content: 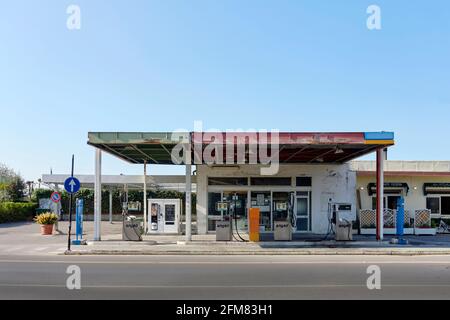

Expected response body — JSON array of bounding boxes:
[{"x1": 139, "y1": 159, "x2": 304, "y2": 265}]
[
  {"x1": 67, "y1": 240, "x2": 450, "y2": 256},
  {"x1": 62, "y1": 221, "x2": 450, "y2": 256},
  {"x1": 3, "y1": 221, "x2": 450, "y2": 256}
]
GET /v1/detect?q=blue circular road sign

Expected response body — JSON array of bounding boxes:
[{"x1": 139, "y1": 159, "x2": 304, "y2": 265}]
[{"x1": 64, "y1": 177, "x2": 81, "y2": 194}]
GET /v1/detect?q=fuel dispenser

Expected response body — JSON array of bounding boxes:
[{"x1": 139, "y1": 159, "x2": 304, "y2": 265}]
[
  {"x1": 273, "y1": 192, "x2": 294, "y2": 241},
  {"x1": 215, "y1": 193, "x2": 249, "y2": 242},
  {"x1": 121, "y1": 188, "x2": 143, "y2": 241},
  {"x1": 215, "y1": 201, "x2": 232, "y2": 241},
  {"x1": 330, "y1": 203, "x2": 355, "y2": 241}
]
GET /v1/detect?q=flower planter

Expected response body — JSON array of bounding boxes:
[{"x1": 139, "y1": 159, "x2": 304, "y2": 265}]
[
  {"x1": 384, "y1": 228, "x2": 397, "y2": 235},
  {"x1": 360, "y1": 228, "x2": 376, "y2": 235},
  {"x1": 360, "y1": 228, "x2": 414, "y2": 235},
  {"x1": 414, "y1": 228, "x2": 437, "y2": 236},
  {"x1": 40, "y1": 224, "x2": 54, "y2": 235},
  {"x1": 403, "y1": 228, "x2": 414, "y2": 235}
]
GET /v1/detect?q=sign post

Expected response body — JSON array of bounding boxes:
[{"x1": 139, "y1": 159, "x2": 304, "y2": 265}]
[
  {"x1": 64, "y1": 155, "x2": 80, "y2": 252},
  {"x1": 50, "y1": 191, "x2": 62, "y2": 232}
]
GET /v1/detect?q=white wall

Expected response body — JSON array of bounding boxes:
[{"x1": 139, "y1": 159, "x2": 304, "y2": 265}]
[
  {"x1": 195, "y1": 164, "x2": 357, "y2": 234},
  {"x1": 357, "y1": 175, "x2": 450, "y2": 217}
]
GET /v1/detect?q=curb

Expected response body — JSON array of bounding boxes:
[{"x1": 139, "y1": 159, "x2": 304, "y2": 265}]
[{"x1": 63, "y1": 249, "x2": 450, "y2": 256}]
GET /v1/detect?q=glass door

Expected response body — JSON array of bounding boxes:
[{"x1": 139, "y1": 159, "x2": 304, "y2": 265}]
[
  {"x1": 295, "y1": 195, "x2": 310, "y2": 232},
  {"x1": 223, "y1": 191, "x2": 248, "y2": 232},
  {"x1": 251, "y1": 191, "x2": 271, "y2": 232}
]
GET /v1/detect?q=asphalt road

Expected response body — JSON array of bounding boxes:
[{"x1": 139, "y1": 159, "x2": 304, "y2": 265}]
[{"x1": 1, "y1": 254, "x2": 450, "y2": 299}]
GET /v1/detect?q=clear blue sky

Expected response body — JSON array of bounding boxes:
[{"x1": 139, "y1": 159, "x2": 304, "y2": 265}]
[{"x1": 1, "y1": 0, "x2": 449, "y2": 180}]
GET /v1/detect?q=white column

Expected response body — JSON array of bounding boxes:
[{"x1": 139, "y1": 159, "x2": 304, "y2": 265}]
[
  {"x1": 94, "y1": 149, "x2": 102, "y2": 241},
  {"x1": 196, "y1": 165, "x2": 208, "y2": 234},
  {"x1": 184, "y1": 135, "x2": 192, "y2": 241},
  {"x1": 186, "y1": 164, "x2": 192, "y2": 241},
  {"x1": 143, "y1": 161, "x2": 147, "y2": 234},
  {"x1": 109, "y1": 188, "x2": 113, "y2": 224}
]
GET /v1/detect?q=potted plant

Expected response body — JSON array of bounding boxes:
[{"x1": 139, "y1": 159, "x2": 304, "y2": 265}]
[{"x1": 34, "y1": 212, "x2": 58, "y2": 235}]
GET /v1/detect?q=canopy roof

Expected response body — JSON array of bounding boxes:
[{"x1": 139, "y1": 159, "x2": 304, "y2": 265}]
[{"x1": 87, "y1": 131, "x2": 394, "y2": 165}]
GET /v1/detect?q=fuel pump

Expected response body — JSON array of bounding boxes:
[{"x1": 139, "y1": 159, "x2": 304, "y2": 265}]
[
  {"x1": 330, "y1": 203, "x2": 354, "y2": 241},
  {"x1": 215, "y1": 200, "x2": 232, "y2": 241},
  {"x1": 121, "y1": 185, "x2": 142, "y2": 241}
]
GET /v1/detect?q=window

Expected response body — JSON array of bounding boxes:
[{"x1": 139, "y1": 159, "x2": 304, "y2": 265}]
[
  {"x1": 208, "y1": 192, "x2": 222, "y2": 231},
  {"x1": 426, "y1": 197, "x2": 440, "y2": 214},
  {"x1": 250, "y1": 177, "x2": 291, "y2": 186},
  {"x1": 441, "y1": 197, "x2": 450, "y2": 215},
  {"x1": 371, "y1": 197, "x2": 386, "y2": 210},
  {"x1": 296, "y1": 177, "x2": 312, "y2": 187},
  {"x1": 208, "y1": 177, "x2": 248, "y2": 186},
  {"x1": 208, "y1": 193, "x2": 222, "y2": 216}
]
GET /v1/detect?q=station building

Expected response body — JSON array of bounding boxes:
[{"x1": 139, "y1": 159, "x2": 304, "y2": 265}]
[
  {"x1": 41, "y1": 131, "x2": 450, "y2": 240},
  {"x1": 80, "y1": 131, "x2": 394, "y2": 240}
]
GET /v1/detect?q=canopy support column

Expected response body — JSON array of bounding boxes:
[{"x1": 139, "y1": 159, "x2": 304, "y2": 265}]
[
  {"x1": 109, "y1": 188, "x2": 113, "y2": 224},
  {"x1": 94, "y1": 149, "x2": 102, "y2": 241},
  {"x1": 376, "y1": 148, "x2": 384, "y2": 241},
  {"x1": 143, "y1": 161, "x2": 147, "y2": 234},
  {"x1": 185, "y1": 139, "x2": 192, "y2": 242}
]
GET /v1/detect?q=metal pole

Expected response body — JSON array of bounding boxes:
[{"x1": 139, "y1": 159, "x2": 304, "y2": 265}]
[
  {"x1": 94, "y1": 149, "x2": 102, "y2": 241},
  {"x1": 67, "y1": 155, "x2": 74, "y2": 251},
  {"x1": 143, "y1": 161, "x2": 147, "y2": 234},
  {"x1": 376, "y1": 148, "x2": 384, "y2": 241}
]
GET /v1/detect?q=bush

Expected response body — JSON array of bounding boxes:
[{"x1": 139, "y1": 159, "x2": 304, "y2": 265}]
[
  {"x1": 0, "y1": 202, "x2": 37, "y2": 223},
  {"x1": 34, "y1": 212, "x2": 58, "y2": 225},
  {"x1": 32, "y1": 187, "x2": 197, "y2": 217},
  {"x1": 31, "y1": 188, "x2": 53, "y2": 203}
]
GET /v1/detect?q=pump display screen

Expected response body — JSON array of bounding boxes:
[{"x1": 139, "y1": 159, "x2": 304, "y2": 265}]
[
  {"x1": 216, "y1": 202, "x2": 228, "y2": 211},
  {"x1": 275, "y1": 202, "x2": 287, "y2": 211}
]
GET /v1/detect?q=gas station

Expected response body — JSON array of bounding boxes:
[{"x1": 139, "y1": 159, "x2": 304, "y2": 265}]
[{"x1": 75, "y1": 131, "x2": 395, "y2": 243}]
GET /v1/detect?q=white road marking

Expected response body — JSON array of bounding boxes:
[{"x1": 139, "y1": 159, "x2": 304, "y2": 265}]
[
  {"x1": 33, "y1": 247, "x2": 49, "y2": 252},
  {"x1": 1, "y1": 259, "x2": 450, "y2": 265},
  {"x1": 1, "y1": 246, "x2": 25, "y2": 253},
  {"x1": 0, "y1": 283, "x2": 450, "y2": 289}
]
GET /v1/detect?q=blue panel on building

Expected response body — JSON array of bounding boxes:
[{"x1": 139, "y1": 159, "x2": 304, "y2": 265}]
[{"x1": 364, "y1": 132, "x2": 394, "y2": 140}]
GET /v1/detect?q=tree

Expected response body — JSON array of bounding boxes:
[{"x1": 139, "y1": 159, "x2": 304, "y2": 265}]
[
  {"x1": 0, "y1": 163, "x2": 16, "y2": 183},
  {"x1": 0, "y1": 163, "x2": 26, "y2": 202}
]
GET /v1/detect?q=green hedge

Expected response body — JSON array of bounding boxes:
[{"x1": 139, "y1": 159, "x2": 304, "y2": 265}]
[
  {"x1": 32, "y1": 188, "x2": 197, "y2": 216},
  {"x1": 0, "y1": 202, "x2": 38, "y2": 223}
]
